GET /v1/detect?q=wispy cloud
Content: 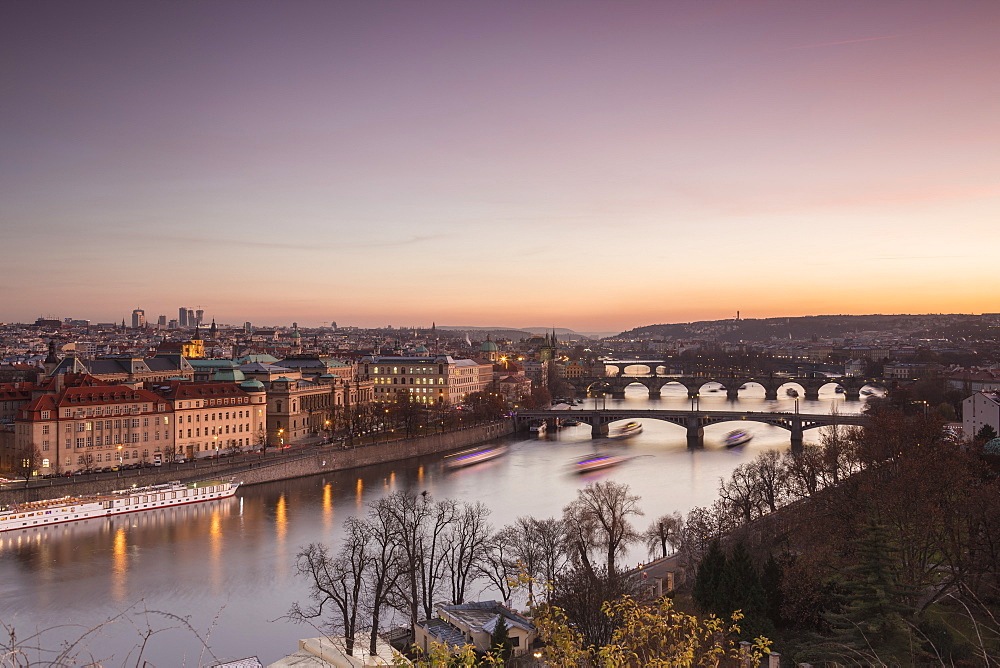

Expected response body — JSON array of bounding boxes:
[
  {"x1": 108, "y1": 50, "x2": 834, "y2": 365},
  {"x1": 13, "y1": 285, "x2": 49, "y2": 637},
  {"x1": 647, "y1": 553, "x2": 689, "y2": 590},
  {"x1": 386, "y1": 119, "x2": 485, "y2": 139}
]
[
  {"x1": 782, "y1": 34, "x2": 903, "y2": 51},
  {"x1": 873, "y1": 255, "x2": 968, "y2": 261},
  {"x1": 124, "y1": 232, "x2": 444, "y2": 251}
]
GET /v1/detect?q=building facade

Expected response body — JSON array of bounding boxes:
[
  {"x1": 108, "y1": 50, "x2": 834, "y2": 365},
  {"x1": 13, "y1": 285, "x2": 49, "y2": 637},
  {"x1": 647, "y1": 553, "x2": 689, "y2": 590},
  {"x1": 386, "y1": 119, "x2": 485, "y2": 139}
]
[
  {"x1": 15, "y1": 379, "x2": 172, "y2": 474},
  {"x1": 152, "y1": 381, "x2": 267, "y2": 460},
  {"x1": 963, "y1": 391, "x2": 1000, "y2": 439},
  {"x1": 361, "y1": 356, "x2": 493, "y2": 406}
]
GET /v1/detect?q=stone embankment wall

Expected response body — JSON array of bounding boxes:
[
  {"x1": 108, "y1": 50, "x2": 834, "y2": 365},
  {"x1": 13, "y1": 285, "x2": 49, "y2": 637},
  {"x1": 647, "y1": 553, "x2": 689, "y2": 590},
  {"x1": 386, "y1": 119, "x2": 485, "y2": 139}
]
[
  {"x1": 232, "y1": 421, "x2": 512, "y2": 486},
  {"x1": 0, "y1": 421, "x2": 513, "y2": 506}
]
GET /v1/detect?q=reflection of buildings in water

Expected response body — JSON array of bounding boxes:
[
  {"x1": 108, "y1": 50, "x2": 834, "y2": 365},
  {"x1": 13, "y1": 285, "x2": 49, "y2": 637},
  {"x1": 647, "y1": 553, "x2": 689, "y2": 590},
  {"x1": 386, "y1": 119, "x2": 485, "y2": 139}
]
[
  {"x1": 322, "y1": 483, "x2": 334, "y2": 531},
  {"x1": 0, "y1": 497, "x2": 238, "y2": 568},
  {"x1": 112, "y1": 526, "x2": 128, "y2": 603}
]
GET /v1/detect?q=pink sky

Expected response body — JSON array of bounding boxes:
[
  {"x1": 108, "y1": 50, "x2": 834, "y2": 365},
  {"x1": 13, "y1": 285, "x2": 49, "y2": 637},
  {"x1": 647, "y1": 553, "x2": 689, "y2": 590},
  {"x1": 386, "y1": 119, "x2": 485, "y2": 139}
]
[{"x1": 3, "y1": 1, "x2": 998, "y2": 332}]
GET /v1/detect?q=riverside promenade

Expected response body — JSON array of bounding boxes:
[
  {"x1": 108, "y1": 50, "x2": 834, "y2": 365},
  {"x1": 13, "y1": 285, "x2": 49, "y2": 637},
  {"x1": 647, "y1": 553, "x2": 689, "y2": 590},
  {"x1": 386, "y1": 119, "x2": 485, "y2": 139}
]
[{"x1": 0, "y1": 420, "x2": 514, "y2": 505}]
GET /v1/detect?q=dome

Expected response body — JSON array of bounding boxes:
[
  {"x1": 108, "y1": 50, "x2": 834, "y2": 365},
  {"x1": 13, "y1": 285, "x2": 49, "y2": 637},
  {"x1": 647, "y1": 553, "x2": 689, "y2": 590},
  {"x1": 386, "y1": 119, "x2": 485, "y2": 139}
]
[
  {"x1": 985, "y1": 437, "x2": 1000, "y2": 455},
  {"x1": 240, "y1": 379, "x2": 265, "y2": 391},
  {"x1": 213, "y1": 369, "x2": 246, "y2": 382},
  {"x1": 480, "y1": 340, "x2": 499, "y2": 352}
]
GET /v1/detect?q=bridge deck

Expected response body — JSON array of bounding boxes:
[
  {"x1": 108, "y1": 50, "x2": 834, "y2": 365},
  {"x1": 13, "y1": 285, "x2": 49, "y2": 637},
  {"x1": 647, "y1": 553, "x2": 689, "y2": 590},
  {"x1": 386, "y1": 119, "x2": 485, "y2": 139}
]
[{"x1": 517, "y1": 408, "x2": 869, "y2": 424}]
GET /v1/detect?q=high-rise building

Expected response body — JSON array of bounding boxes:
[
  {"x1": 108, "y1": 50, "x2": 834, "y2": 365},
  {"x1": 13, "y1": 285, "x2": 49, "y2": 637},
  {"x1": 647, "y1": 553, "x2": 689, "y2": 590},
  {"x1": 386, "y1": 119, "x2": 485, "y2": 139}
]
[
  {"x1": 179, "y1": 307, "x2": 188, "y2": 327},
  {"x1": 187, "y1": 309, "x2": 195, "y2": 327},
  {"x1": 157, "y1": 315, "x2": 167, "y2": 328},
  {"x1": 195, "y1": 309, "x2": 204, "y2": 326},
  {"x1": 131, "y1": 309, "x2": 146, "y2": 329}
]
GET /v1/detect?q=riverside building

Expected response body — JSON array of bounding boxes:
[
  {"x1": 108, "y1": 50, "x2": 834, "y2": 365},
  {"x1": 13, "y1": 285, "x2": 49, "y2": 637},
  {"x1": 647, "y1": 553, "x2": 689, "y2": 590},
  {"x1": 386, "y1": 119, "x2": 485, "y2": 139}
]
[
  {"x1": 15, "y1": 375, "x2": 172, "y2": 474},
  {"x1": 360, "y1": 355, "x2": 493, "y2": 405}
]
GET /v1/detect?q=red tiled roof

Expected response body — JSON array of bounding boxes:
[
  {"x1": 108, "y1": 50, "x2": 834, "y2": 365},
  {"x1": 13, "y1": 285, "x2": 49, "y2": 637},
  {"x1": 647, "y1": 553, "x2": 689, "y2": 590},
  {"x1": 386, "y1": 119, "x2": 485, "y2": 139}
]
[{"x1": 154, "y1": 383, "x2": 250, "y2": 400}]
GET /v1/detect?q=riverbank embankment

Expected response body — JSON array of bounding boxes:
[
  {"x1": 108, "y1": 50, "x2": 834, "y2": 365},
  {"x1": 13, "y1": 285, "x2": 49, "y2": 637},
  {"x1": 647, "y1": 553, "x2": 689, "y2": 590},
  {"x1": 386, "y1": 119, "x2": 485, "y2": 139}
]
[{"x1": 0, "y1": 420, "x2": 514, "y2": 505}]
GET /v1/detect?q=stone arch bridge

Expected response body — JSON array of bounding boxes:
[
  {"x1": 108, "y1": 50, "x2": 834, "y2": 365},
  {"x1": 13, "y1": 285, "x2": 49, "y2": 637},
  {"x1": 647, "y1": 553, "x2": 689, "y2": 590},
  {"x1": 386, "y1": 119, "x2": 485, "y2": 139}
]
[
  {"x1": 567, "y1": 372, "x2": 887, "y2": 402},
  {"x1": 515, "y1": 408, "x2": 870, "y2": 452}
]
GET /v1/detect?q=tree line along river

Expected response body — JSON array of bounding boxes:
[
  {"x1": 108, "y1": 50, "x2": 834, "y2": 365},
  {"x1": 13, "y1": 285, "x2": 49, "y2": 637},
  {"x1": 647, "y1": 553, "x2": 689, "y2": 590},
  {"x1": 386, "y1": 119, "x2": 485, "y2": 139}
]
[{"x1": 0, "y1": 384, "x2": 864, "y2": 665}]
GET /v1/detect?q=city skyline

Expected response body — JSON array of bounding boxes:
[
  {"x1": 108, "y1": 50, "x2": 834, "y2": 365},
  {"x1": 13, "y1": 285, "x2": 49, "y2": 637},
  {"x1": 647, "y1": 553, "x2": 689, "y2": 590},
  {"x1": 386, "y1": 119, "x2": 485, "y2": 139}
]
[{"x1": 4, "y1": 1, "x2": 999, "y2": 331}]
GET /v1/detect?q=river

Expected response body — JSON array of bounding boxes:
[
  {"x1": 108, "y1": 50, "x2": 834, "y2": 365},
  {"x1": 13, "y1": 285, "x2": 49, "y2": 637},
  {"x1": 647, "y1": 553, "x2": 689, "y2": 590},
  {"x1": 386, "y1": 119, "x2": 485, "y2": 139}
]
[{"x1": 0, "y1": 383, "x2": 871, "y2": 665}]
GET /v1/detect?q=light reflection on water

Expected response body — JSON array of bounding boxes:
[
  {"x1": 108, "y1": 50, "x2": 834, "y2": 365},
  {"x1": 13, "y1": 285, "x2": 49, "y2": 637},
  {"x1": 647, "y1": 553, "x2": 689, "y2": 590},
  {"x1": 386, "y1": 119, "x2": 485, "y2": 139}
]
[{"x1": 0, "y1": 388, "x2": 868, "y2": 664}]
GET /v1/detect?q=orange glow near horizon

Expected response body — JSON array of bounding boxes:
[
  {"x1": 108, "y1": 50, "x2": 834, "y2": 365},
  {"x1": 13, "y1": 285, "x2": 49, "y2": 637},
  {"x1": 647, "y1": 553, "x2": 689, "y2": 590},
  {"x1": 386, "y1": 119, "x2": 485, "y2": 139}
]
[{"x1": 3, "y1": 2, "x2": 998, "y2": 329}]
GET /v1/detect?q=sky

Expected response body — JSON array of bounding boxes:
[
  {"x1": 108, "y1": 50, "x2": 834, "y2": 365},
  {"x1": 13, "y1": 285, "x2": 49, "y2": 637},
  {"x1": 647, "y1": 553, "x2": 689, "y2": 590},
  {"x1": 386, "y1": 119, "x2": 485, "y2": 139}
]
[{"x1": 2, "y1": 1, "x2": 998, "y2": 333}]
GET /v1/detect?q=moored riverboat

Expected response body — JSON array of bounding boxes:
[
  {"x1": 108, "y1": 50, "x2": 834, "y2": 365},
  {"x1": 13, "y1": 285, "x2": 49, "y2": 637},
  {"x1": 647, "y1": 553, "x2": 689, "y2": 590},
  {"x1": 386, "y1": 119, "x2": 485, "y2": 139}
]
[
  {"x1": 0, "y1": 479, "x2": 240, "y2": 533},
  {"x1": 528, "y1": 420, "x2": 547, "y2": 435},
  {"x1": 443, "y1": 445, "x2": 508, "y2": 470}
]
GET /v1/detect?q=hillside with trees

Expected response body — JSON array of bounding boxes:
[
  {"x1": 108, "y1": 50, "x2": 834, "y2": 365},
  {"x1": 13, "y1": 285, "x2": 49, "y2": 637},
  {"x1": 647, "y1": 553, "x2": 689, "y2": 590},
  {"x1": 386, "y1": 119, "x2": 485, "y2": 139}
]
[{"x1": 617, "y1": 313, "x2": 1000, "y2": 344}]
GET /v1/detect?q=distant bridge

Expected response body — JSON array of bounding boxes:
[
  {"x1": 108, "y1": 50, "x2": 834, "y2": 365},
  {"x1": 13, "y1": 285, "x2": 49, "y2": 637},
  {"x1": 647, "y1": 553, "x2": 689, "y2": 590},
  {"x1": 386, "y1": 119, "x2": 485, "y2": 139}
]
[
  {"x1": 566, "y1": 368, "x2": 887, "y2": 401},
  {"x1": 514, "y1": 408, "x2": 870, "y2": 452}
]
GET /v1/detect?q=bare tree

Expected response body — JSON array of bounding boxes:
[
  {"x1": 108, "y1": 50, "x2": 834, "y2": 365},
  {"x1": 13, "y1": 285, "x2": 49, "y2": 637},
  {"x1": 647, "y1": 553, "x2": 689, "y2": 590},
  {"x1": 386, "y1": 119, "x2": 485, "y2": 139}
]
[
  {"x1": 380, "y1": 491, "x2": 457, "y2": 626},
  {"x1": 364, "y1": 496, "x2": 404, "y2": 656},
  {"x1": 718, "y1": 462, "x2": 761, "y2": 525},
  {"x1": 477, "y1": 526, "x2": 521, "y2": 606},
  {"x1": 504, "y1": 517, "x2": 545, "y2": 601},
  {"x1": 289, "y1": 518, "x2": 369, "y2": 654},
  {"x1": 746, "y1": 450, "x2": 787, "y2": 514},
  {"x1": 642, "y1": 512, "x2": 683, "y2": 559},
  {"x1": 12, "y1": 445, "x2": 41, "y2": 483},
  {"x1": 444, "y1": 501, "x2": 493, "y2": 605},
  {"x1": 532, "y1": 517, "x2": 568, "y2": 593},
  {"x1": 783, "y1": 445, "x2": 828, "y2": 499},
  {"x1": 562, "y1": 481, "x2": 643, "y2": 580}
]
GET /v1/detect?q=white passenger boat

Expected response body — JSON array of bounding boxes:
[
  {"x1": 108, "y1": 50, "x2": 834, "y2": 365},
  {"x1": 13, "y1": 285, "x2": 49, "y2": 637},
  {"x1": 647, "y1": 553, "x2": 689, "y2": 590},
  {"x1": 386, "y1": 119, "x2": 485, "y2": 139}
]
[
  {"x1": 0, "y1": 479, "x2": 240, "y2": 533},
  {"x1": 608, "y1": 421, "x2": 642, "y2": 439},
  {"x1": 573, "y1": 453, "x2": 625, "y2": 473},
  {"x1": 443, "y1": 445, "x2": 508, "y2": 470},
  {"x1": 724, "y1": 429, "x2": 753, "y2": 447},
  {"x1": 528, "y1": 420, "x2": 547, "y2": 435}
]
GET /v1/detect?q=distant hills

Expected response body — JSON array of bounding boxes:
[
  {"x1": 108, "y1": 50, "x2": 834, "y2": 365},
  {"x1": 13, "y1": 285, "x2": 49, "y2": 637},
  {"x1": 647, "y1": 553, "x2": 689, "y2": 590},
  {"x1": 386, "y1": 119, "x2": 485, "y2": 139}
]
[
  {"x1": 436, "y1": 326, "x2": 613, "y2": 341},
  {"x1": 617, "y1": 314, "x2": 998, "y2": 342}
]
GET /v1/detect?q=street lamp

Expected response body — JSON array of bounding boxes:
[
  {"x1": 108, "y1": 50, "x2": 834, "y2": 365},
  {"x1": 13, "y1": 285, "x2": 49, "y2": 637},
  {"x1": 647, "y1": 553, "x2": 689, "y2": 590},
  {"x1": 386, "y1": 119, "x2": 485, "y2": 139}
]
[
  {"x1": 278, "y1": 428, "x2": 284, "y2": 447},
  {"x1": 116, "y1": 444, "x2": 123, "y2": 470}
]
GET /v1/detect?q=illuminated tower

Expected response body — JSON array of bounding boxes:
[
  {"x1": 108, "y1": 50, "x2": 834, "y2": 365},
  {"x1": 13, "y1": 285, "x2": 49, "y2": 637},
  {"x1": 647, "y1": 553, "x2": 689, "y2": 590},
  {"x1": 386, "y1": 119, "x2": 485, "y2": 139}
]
[{"x1": 131, "y1": 309, "x2": 146, "y2": 329}]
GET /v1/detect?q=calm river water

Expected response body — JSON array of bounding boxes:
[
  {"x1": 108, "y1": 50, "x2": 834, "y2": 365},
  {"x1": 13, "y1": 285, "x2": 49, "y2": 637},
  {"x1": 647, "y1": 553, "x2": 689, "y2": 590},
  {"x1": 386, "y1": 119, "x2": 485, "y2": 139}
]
[{"x1": 0, "y1": 383, "x2": 872, "y2": 665}]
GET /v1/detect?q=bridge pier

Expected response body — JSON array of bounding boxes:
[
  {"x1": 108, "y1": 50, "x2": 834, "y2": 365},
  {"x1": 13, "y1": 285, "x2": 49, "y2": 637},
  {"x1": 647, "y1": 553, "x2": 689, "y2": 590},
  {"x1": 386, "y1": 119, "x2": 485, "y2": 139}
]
[
  {"x1": 591, "y1": 422, "x2": 609, "y2": 439},
  {"x1": 843, "y1": 390, "x2": 861, "y2": 401},
  {"x1": 687, "y1": 389, "x2": 699, "y2": 399},
  {"x1": 790, "y1": 418, "x2": 803, "y2": 453},
  {"x1": 686, "y1": 417, "x2": 704, "y2": 450},
  {"x1": 611, "y1": 391, "x2": 626, "y2": 399},
  {"x1": 726, "y1": 388, "x2": 740, "y2": 400},
  {"x1": 804, "y1": 388, "x2": 820, "y2": 401},
  {"x1": 764, "y1": 388, "x2": 779, "y2": 401},
  {"x1": 647, "y1": 390, "x2": 661, "y2": 399}
]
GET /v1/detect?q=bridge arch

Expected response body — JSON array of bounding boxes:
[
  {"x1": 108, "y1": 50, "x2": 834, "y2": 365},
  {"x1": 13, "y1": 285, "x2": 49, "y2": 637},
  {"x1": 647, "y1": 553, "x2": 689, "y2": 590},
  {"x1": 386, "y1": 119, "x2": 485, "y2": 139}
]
[{"x1": 776, "y1": 381, "x2": 807, "y2": 398}]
